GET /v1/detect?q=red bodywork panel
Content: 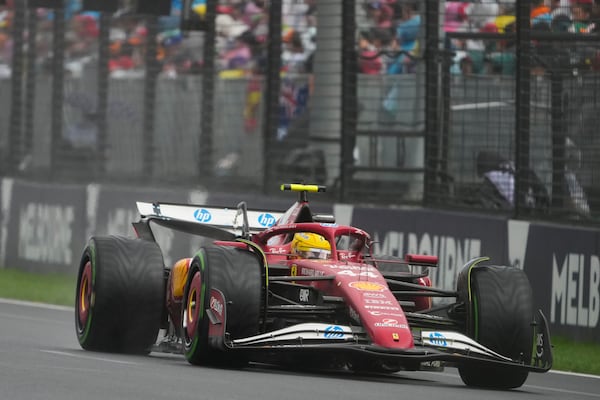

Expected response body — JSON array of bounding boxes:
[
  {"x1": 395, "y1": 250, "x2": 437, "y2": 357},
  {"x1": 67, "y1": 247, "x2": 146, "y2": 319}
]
[{"x1": 243, "y1": 200, "x2": 432, "y2": 350}]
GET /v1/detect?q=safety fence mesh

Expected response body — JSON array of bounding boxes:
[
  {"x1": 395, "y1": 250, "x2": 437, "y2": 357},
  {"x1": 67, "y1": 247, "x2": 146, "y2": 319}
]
[{"x1": 1, "y1": 0, "x2": 600, "y2": 224}]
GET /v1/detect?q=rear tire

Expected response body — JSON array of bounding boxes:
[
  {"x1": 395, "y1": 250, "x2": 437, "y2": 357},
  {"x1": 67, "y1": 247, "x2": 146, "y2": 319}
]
[
  {"x1": 182, "y1": 245, "x2": 262, "y2": 366},
  {"x1": 457, "y1": 265, "x2": 533, "y2": 389},
  {"x1": 75, "y1": 236, "x2": 165, "y2": 353}
]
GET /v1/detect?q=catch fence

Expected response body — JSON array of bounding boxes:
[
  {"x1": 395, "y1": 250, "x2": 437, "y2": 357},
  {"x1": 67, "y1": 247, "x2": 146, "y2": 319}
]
[{"x1": 1, "y1": 0, "x2": 600, "y2": 224}]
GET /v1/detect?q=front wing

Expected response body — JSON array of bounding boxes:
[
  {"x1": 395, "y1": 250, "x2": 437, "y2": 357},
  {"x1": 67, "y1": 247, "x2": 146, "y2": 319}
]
[{"x1": 223, "y1": 310, "x2": 552, "y2": 373}]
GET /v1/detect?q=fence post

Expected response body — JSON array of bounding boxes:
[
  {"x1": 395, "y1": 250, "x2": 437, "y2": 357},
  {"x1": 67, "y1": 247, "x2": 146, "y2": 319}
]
[
  {"x1": 198, "y1": 0, "x2": 216, "y2": 178},
  {"x1": 8, "y1": 0, "x2": 26, "y2": 174},
  {"x1": 50, "y1": 4, "x2": 66, "y2": 174},
  {"x1": 24, "y1": 6, "x2": 37, "y2": 169},
  {"x1": 340, "y1": 0, "x2": 357, "y2": 202},
  {"x1": 262, "y1": 0, "x2": 282, "y2": 193},
  {"x1": 143, "y1": 15, "x2": 160, "y2": 178},
  {"x1": 95, "y1": 13, "x2": 110, "y2": 178},
  {"x1": 309, "y1": 0, "x2": 343, "y2": 188},
  {"x1": 550, "y1": 73, "x2": 566, "y2": 212},
  {"x1": 514, "y1": 0, "x2": 531, "y2": 217},
  {"x1": 423, "y1": 0, "x2": 441, "y2": 205}
]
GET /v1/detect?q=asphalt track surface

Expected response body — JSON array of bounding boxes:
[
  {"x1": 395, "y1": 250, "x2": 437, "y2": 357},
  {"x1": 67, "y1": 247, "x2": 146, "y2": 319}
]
[{"x1": 1, "y1": 299, "x2": 599, "y2": 400}]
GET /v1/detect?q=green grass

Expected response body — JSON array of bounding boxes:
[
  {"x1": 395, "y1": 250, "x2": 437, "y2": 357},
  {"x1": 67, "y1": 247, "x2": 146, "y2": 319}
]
[
  {"x1": 0, "y1": 268, "x2": 76, "y2": 307},
  {"x1": 551, "y1": 336, "x2": 600, "y2": 376},
  {"x1": 0, "y1": 268, "x2": 598, "y2": 376}
]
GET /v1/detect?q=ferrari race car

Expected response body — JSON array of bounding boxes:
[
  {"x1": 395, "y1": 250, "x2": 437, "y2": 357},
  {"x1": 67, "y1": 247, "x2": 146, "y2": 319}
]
[{"x1": 75, "y1": 184, "x2": 553, "y2": 389}]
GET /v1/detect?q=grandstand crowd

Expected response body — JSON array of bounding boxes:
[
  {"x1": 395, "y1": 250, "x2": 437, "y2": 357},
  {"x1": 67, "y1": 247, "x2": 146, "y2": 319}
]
[
  {"x1": 357, "y1": 0, "x2": 600, "y2": 76},
  {"x1": 0, "y1": 0, "x2": 317, "y2": 78},
  {"x1": 0, "y1": 0, "x2": 599, "y2": 78}
]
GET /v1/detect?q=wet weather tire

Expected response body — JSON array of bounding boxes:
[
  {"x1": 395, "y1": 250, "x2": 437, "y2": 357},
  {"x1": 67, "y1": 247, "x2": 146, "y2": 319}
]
[
  {"x1": 182, "y1": 245, "x2": 262, "y2": 366},
  {"x1": 457, "y1": 265, "x2": 533, "y2": 389},
  {"x1": 75, "y1": 236, "x2": 165, "y2": 353}
]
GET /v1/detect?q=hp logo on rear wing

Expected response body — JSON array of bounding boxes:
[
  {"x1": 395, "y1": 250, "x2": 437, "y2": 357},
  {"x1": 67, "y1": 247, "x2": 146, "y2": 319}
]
[{"x1": 258, "y1": 213, "x2": 277, "y2": 227}]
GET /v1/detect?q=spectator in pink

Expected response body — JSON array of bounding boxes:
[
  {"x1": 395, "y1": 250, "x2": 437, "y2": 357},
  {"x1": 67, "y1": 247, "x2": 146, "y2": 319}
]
[{"x1": 220, "y1": 30, "x2": 254, "y2": 71}]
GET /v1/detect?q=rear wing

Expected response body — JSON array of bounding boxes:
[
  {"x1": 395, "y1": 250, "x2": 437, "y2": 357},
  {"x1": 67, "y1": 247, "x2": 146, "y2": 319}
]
[{"x1": 135, "y1": 201, "x2": 284, "y2": 239}]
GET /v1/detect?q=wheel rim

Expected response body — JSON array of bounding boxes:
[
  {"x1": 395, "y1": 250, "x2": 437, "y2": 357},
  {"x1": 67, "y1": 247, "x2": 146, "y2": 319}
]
[
  {"x1": 185, "y1": 271, "x2": 203, "y2": 341},
  {"x1": 77, "y1": 261, "x2": 93, "y2": 333}
]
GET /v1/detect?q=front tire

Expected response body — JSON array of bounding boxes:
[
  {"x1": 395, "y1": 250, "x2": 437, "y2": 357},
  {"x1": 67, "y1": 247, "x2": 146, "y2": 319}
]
[
  {"x1": 75, "y1": 236, "x2": 165, "y2": 353},
  {"x1": 457, "y1": 264, "x2": 533, "y2": 389},
  {"x1": 182, "y1": 245, "x2": 262, "y2": 366}
]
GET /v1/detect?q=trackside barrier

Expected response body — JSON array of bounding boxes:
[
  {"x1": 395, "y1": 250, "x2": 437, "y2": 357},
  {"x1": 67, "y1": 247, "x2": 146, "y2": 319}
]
[{"x1": 1, "y1": 178, "x2": 598, "y2": 344}]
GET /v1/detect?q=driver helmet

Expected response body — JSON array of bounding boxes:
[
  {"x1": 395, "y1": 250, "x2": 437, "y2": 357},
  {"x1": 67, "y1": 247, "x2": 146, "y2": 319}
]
[{"x1": 291, "y1": 232, "x2": 331, "y2": 260}]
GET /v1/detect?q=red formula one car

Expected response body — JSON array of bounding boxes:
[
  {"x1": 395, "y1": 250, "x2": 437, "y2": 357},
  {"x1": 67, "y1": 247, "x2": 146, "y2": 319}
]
[{"x1": 75, "y1": 184, "x2": 552, "y2": 389}]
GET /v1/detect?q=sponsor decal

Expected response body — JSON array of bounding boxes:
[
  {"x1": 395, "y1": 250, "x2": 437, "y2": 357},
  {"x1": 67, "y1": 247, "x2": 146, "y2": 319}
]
[
  {"x1": 363, "y1": 292, "x2": 386, "y2": 298},
  {"x1": 320, "y1": 223, "x2": 338, "y2": 228},
  {"x1": 324, "y1": 325, "x2": 345, "y2": 339},
  {"x1": 268, "y1": 247, "x2": 287, "y2": 255},
  {"x1": 365, "y1": 299, "x2": 395, "y2": 305},
  {"x1": 210, "y1": 296, "x2": 223, "y2": 317},
  {"x1": 338, "y1": 252, "x2": 356, "y2": 261},
  {"x1": 326, "y1": 264, "x2": 376, "y2": 271},
  {"x1": 368, "y1": 310, "x2": 406, "y2": 317},
  {"x1": 349, "y1": 281, "x2": 386, "y2": 292},
  {"x1": 193, "y1": 208, "x2": 212, "y2": 223},
  {"x1": 338, "y1": 270, "x2": 379, "y2": 279},
  {"x1": 258, "y1": 213, "x2": 277, "y2": 227},
  {"x1": 299, "y1": 288, "x2": 310, "y2": 303},
  {"x1": 551, "y1": 253, "x2": 599, "y2": 328},
  {"x1": 291, "y1": 264, "x2": 298, "y2": 277},
  {"x1": 428, "y1": 332, "x2": 448, "y2": 346},
  {"x1": 301, "y1": 267, "x2": 325, "y2": 277},
  {"x1": 364, "y1": 305, "x2": 401, "y2": 311},
  {"x1": 392, "y1": 332, "x2": 400, "y2": 341},
  {"x1": 374, "y1": 318, "x2": 407, "y2": 329},
  {"x1": 536, "y1": 333, "x2": 545, "y2": 359}
]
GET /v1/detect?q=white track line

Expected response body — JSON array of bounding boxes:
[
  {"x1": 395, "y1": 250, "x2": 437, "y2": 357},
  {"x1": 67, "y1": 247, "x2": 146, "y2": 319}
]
[
  {"x1": 0, "y1": 297, "x2": 73, "y2": 311},
  {"x1": 40, "y1": 350, "x2": 139, "y2": 365}
]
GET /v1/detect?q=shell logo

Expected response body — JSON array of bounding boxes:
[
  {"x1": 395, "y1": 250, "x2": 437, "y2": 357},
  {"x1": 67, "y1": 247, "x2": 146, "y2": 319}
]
[{"x1": 349, "y1": 281, "x2": 386, "y2": 292}]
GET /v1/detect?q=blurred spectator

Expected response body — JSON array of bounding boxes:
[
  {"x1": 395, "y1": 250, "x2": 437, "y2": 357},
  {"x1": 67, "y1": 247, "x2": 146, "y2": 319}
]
[
  {"x1": 243, "y1": 0, "x2": 268, "y2": 42},
  {"x1": 158, "y1": 30, "x2": 185, "y2": 77},
  {"x1": 570, "y1": 0, "x2": 596, "y2": 32},
  {"x1": 108, "y1": 41, "x2": 139, "y2": 76},
  {"x1": 444, "y1": 1, "x2": 469, "y2": 34},
  {"x1": 108, "y1": 13, "x2": 147, "y2": 76},
  {"x1": 216, "y1": 4, "x2": 251, "y2": 54},
  {"x1": 283, "y1": 0, "x2": 312, "y2": 32},
  {"x1": 389, "y1": 1, "x2": 420, "y2": 74},
  {"x1": 0, "y1": 8, "x2": 12, "y2": 76},
  {"x1": 531, "y1": 0, "x2": 553, "y2": 28},
  {"x1": 358, "y1": 29, "x2": 383, "y2": 74},
  {"x1": 282, "y1": 29, "x2": 310, "y2": 74},
  {"x1": 364, "y1": 1, "x2": 395, "y2": 29},
  {"x1": 219, "y1": 30, "x2": 255, "y2": 74},
  {"x1": 395, "y1": 1, "x2": 420, "y2": 52},
  {"x1": 64, "y1": 14, "x2": 99, "y2": 76},
  {"x1": 552, "y1": 0, "x2": 573, "y2": 18}
]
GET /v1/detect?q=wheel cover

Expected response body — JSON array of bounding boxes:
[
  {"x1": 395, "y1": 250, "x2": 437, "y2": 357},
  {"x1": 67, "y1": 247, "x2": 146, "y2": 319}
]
[
  {"x1": 77, "y1": 261, "x2": 93, "y2": 333},
  {"x1": 185, "y1": 272, "x2": 203, "y2": 340}
]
